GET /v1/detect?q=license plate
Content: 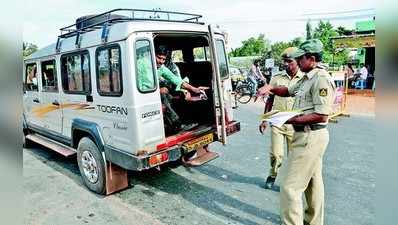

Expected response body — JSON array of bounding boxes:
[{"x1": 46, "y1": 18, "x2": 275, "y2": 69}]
[{"x1": 183, "y1": 133, "x2": 214, "y2": 152}]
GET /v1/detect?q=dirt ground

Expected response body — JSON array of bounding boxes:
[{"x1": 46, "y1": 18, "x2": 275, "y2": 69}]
[
  {"x1": 344, "y1": 89, "x2": 375, "y2": 116},
  {"x1": 251, "y1": 89, "x2": 375, "y2": 116}
]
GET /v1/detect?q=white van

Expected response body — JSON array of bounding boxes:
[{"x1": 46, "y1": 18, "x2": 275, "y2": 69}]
[{"x1": 23, "y1": 9, "x2": 240, "y2": 194}]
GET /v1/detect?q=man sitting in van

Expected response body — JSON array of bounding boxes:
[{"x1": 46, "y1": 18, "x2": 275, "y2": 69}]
[
  {"x1": 155, "y1": 46, "x2": 207, "y2": 133},
  {"x1": 164, "y1": 47, "x2": 182, "y2": 79}
]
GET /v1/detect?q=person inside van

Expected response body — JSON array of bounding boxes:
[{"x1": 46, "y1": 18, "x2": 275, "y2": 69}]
[
  {"x1": 155, "y1": 46, "x2": 208, "y2": 134},
  {"x1": 155, "y1": 46, "x2": 205, "y2": 95},
  {"x1": 164, "y1": 47, "x2": 182, "y2": 79}
]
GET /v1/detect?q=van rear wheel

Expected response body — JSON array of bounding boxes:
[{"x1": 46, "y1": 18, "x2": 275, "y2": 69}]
[{"x1": 77, "y1": 137, "x2": 106, "y2": 195}]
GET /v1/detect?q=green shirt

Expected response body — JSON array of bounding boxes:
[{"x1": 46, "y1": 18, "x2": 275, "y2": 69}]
[
  {"x1": 136, "y1": 58, "x2": 184, "y2": 92},
  {"x1": 157, "y1": 65, "x2": 184, "y2": 91},
  {"x1": 137, "y1": 57, "x2": 155, "y2": 91}
]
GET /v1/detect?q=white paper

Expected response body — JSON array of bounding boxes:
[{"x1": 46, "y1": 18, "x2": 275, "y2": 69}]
[{"x1": 262, "y1": 111, "x2": 301, "y2": 128}]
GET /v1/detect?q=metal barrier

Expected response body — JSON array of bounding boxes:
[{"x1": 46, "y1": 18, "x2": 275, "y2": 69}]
[{"x1": 329, "y1": 74, "x2": 350, "y2": 122}]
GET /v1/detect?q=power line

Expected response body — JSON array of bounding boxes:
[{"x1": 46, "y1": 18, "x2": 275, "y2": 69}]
[
  {"x1": 213, "y1": 13, "x2": 375, "y2": 24},
  {"x1": 302, "y1": 8, "x2": 375, "y2": 16}
]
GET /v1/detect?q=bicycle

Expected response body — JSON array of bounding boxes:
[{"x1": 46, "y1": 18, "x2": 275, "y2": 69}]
[{"x1": 233, "y1": 78, "x2": 267, "y2": 104}]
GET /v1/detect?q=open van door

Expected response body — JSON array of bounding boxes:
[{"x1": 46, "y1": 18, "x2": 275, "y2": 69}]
[{"x1": 208, "y1": 25, "x2": 227, "y2": 145}]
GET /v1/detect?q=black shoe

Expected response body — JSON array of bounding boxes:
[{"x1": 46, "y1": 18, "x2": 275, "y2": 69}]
[{"x1": 265, "y1": 176, "x2": 276, "y2": 189}]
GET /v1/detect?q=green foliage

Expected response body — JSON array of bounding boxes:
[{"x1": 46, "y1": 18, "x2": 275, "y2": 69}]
[
  {"x1": 23, "y1": 42, "x2": 38, "y2": 58},
  {"x1": 193, "y1": 47, "x2": 205, "y2": 60},
  {"x1": 312, "y1": 21, "x2": 349, "y2": 66},
  {"x1": 260, "y1": 37, "x2": 303, "y2": 66},
  {"x1": 336, "y1": 26, "x2": 354, "y2": 36},
  {"x1": 313, "y1": 21, "x2": 337, "y2": 53},
  {"x1": 230, "y1": 20, "x2": 352, "y2": 68},
  {"x1": 229, "y1": 34, "x2": 270, "y2": 57},
  {"x1": 291, "y1": 37, "x2": 304, "y2": 47},
  {"x1": 306, "y1": 21, "x2": 312, "y2": 40}
]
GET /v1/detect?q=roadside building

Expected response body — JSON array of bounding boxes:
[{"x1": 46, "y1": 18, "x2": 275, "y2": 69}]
[{"x1": 332, "y1": 18, "x2": 375, "y2": 89}]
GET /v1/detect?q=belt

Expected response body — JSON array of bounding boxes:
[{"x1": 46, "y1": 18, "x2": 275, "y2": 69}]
[{"x1": 293, "y1": 124, "x2": 327, "y2": 132}]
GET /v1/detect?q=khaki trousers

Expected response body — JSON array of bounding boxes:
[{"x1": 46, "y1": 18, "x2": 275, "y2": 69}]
[
  {"x1": 280, "y1": 128, "x2": 329, "y2": 225},
  {"x1": 269, "y1": 125, "x2": 294, "y2": 178}
]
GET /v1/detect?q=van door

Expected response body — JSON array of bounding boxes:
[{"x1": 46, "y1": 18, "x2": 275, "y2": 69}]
[
  {"x1": 38, "y1": 59, "x2": 62, "y2": 133},
  {"x1": 208, "y1": 25, "x2": 227, "y2": 145},
  {"x1": 23, "y1": 62, "x2": 42, "y2": 128},
  {"x1": 130, "y1": 33, "x2": 165, "y2": 153}
]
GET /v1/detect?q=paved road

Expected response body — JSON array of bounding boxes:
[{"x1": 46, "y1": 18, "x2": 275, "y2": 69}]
[{"x1": 24, "y1": 103, "x2": 375, "y2": 225}]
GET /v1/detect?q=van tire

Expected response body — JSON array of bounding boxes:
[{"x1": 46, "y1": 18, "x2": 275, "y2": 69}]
[{"x1": 77, "y1": 137, "x2": 106, "y2": 195}]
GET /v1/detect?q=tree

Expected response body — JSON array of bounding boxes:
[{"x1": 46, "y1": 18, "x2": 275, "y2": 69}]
[
  {"x1": 23, "y1": 42, "x2": 38, "y2": 58},
  {"x1": 268, "y1": 41, "x2": 290, "y2": 65},
  {"x1": 290, "y1": 37, "x2": 304, "y2": 47},
  {"x1": 229, "y1": 34, "x2": 271, "y2": 57},
  {"x1": 313, "y1": 21, "x2": 349, "y2": 67},
  {"x1": 257, "y1": 37, "x2": 303, "y2": 67},
  {"x1": 306, "y1": 21, "x2": 312, "y2": 40},
  {"x1": 336, "y1": 26, "x2": 354, "y2": 36}
]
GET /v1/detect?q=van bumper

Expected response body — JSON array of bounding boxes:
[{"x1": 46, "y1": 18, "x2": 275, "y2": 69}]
[
  {"x1": 105, "y1": 145, "x2": 181, "y2": 171},
  {"x1": 105, "y1": 121, "x2": 240, "y2": 171}
]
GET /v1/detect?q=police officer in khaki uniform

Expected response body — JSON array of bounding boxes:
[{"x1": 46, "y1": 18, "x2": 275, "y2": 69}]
[
  {"x1": 257, "y1": 39, "x2": 335, "y2": 225},
  {"x1": 259, "y1": 47, "x2": 303, "y2": 189}
]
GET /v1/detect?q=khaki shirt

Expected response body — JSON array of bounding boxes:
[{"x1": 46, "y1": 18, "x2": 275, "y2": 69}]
[
  {"x1": 269, "y1": 70, "x2": 303, "y2": 111},
  {"x1": 288, "y1": 67, "x2": 336, "y2": 124}
]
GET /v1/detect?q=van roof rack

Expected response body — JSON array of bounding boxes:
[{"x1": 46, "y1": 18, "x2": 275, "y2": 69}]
[
  {"x1": 55, "y1": 8, "x2": 204, "y2": 52},
  {"x1": 58, "y1": 8, "x2": 204, "y2": 38}
]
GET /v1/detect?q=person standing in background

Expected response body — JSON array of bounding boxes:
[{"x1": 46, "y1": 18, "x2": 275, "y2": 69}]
[{"x1": 259, "y1": 47, "x2": 303, "y2": 189}]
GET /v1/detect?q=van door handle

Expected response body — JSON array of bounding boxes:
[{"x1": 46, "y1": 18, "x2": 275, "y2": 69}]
[
  {"x1": 52, "y1": 101, "x2": 60, "y2": 106},
  {"x1": 33, "y1": 98, "x2": 40, "y2": 103}
]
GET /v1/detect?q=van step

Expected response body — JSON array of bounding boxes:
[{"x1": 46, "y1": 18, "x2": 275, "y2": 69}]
[{"x1": 26, "y1": 134, "x2": 76, "y2": 157}]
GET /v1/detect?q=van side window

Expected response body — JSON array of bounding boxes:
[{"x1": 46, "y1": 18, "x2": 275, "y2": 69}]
[
  {"x1": 25, "y1": 63, "x2": 38, "y2": 91},
  {"x1": 96, "y1": 45, "x2": 122, "y2": 96},
  {"x1": 41, "y1": 60, "x2": 58, "y2": 92},
  {"x1": 61, "y1": 51, "x2": 91, "y2": 94},
  {"x1": 215, "y1": 40, "x2": 229, "y2": 79},
  {"x1": 171, "y1": 50, "x2": 183, "y2": 62},
  {"x1": 135, "y1": 40, "x2": 156, "y2": 93},
  {"x1": 193, "y1": 47, "x2": 209, "y2": 61}
]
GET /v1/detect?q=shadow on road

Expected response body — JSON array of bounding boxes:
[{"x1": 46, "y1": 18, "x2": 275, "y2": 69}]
[
  {"x1": 26, "y1": 147, "x2": 280, "y2": 225},
  {"x1": 194, "y1": 164, "x2": 281, "y2": 192},
  {"x1": 194, "y1": 164, "x2": 264, "y2": 186},
  {"x1": 24, "y1": 147, "x2": 104, "y2": 196},
  {"x1": 128, "y1": 167, "x2": 280, "y2": 225}
]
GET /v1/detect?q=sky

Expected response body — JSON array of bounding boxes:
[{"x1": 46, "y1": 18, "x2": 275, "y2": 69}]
[{"x1": 23, "y1": 0, "x2": 376, "y2": 51}]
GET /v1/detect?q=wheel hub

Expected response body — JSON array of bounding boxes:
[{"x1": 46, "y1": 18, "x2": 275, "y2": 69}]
[{"x1": 81, "y1": 151, "x2": 99, "y2": 183}]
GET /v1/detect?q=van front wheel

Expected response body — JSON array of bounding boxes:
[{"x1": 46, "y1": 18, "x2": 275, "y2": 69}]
[{"x1": 77, "y1": 137, "x2": 106, "y2": 195}]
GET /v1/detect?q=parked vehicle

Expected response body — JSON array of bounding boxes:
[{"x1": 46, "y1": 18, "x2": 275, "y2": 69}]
[
  {"x1": 234, "y1": 78, "x2": 266, "y2": 104},
  {"x1": 22, "y1": 9, "x2": 240, "y2": 195},
  {"x1": 229, "y1": 66, "x2": 246, "y2": 91}
]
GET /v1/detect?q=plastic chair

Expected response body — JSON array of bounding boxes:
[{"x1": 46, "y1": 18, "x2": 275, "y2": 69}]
[
  {"x1": 335, "y1": 80, "x2": 344, "y2": 87},
  {"x1": 355, "y1": 80, "x2": 366, "y2": 90}
]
